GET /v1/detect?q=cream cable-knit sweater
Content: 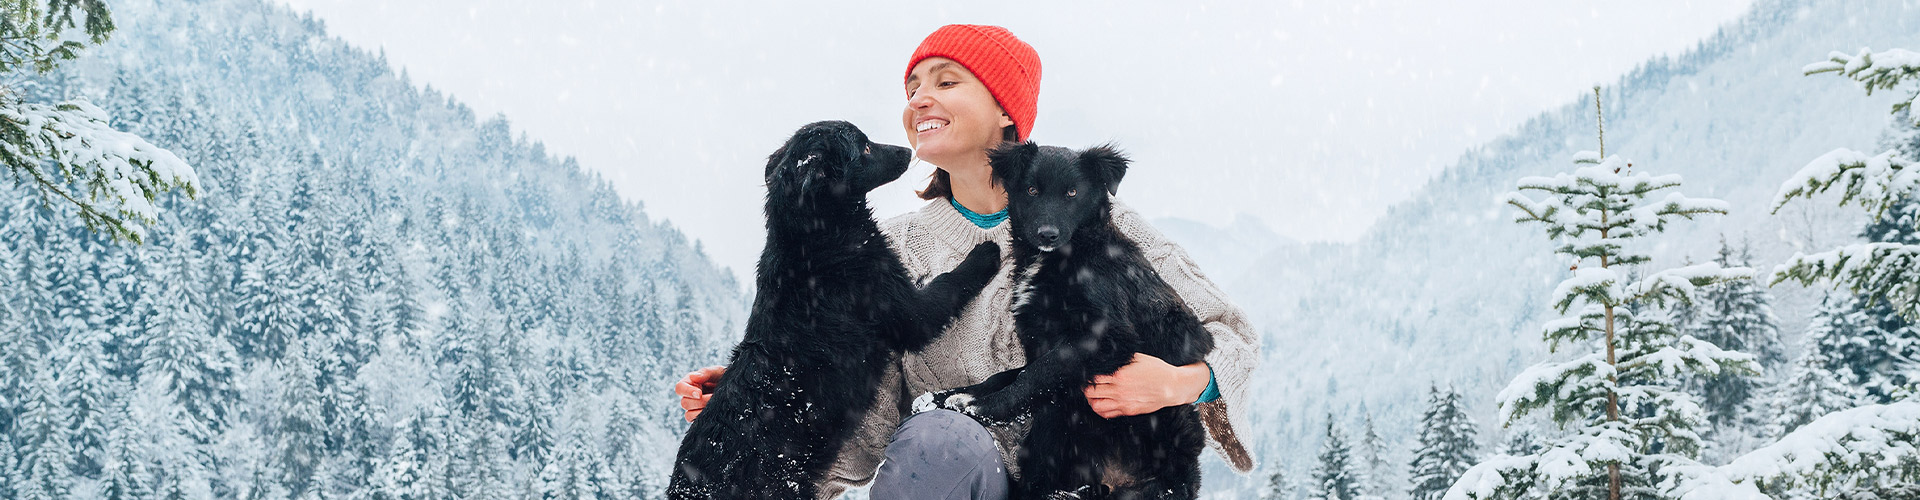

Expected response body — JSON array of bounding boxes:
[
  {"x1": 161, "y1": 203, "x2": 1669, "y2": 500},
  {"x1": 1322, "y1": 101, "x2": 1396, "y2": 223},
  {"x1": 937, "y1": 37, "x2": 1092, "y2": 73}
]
[{"x1": 818, "y1": 198, "x2": 1260, "y2": 498}]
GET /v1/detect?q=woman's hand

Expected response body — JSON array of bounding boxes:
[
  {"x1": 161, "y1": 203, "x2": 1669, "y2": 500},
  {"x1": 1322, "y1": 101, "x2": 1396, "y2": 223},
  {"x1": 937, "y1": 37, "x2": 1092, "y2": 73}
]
[
  {"x1": 675, "y1": 365, "x2": 726, "y2": 422},
  {"x1": 1084, "y1": 354, "x2": 1210, "y2": 419}
]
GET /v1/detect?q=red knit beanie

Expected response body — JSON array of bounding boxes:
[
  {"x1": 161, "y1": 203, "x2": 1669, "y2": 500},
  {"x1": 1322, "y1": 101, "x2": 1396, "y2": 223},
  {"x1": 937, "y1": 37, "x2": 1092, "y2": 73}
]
[{"x1": 905, "y1": 25, "x2": 1042, "y2": 142}]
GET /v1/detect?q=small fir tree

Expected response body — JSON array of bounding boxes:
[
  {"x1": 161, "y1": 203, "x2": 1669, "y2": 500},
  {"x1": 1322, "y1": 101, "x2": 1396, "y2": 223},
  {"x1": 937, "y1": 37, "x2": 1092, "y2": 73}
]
[
  {"x1": 1448, "y1": 88, "x2": 1755, "y2": 500},
  {"x1": 1411, "y1": 385, "x2": 1480, "y2": 500},
  {"x1": 1763, "y1": 303, "x2": 1863, "y2": 439},
  {"x1": 1313, "y1": 417, "x2": 1363, "y2": 500},
  {"x1": 1264, "y1": 460, "x2": 1297, "y2": 500}
]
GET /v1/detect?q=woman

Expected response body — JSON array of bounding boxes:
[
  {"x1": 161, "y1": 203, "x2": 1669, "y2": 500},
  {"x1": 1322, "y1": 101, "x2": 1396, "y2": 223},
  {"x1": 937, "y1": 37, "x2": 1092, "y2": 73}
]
[{"x1": 673, "y1": 24, "x2": 1258, "y2": 499}]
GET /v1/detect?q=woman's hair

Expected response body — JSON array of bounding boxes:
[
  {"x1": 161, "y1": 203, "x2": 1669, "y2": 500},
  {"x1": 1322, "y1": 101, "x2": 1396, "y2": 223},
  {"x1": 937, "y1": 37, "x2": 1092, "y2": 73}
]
[{"x1": 916, "y1": 125, "x2": 1021, "y2": 200}]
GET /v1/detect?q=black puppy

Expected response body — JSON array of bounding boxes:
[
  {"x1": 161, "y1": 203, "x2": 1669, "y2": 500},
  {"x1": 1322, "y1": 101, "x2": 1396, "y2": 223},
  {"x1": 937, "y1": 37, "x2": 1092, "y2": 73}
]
[
  {"x1": 668, "y1": 121, "x2": 1001, "y2": 499},
  {"x1": 926, "y1": 142, "x2": 1212, "y2": 500}
]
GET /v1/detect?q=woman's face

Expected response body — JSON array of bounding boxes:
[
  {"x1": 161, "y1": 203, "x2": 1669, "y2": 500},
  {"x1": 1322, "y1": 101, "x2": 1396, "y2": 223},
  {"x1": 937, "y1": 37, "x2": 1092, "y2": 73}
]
[{"x1": 902, "y1": 57, "x2": 1014, "y2": 168}]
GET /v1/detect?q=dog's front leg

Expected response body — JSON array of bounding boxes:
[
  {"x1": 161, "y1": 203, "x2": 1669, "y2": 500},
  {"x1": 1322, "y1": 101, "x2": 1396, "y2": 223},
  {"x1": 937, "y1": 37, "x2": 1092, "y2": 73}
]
[
  {"x1": 918, "y1": 366, "x2": 1023, "y2": 416},
  {"x1": 898, "y1": 242, "x2": 1001, "y2": 351},
  {"x1": 958, "y1": 344, "x2": 1091, "y2": 422}
]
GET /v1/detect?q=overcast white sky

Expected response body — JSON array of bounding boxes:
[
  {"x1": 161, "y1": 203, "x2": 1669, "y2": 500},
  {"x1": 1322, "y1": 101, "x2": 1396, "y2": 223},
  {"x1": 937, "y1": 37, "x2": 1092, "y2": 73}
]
[{"x1": 277, "y1": 0, "x2": 1753, "y2": 273}]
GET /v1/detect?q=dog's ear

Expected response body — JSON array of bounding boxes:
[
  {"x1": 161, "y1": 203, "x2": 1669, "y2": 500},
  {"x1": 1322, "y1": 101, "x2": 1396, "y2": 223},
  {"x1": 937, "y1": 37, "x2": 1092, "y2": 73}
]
[
  {"x1": 1079, "y1": 143, "x2": 1130, "y2": 195},
  {"x1": 988, "y1": 141, "x2": 1038, "y2": 187},
  {"x1": 765, "y1": 143, "x2": 792, "y2": 181}
]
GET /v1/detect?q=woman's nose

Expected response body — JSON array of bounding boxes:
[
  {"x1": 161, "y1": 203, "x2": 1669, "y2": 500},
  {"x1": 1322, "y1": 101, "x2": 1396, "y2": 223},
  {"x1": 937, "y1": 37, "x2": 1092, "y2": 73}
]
[{"x1": 907, "y1": 91, "x2": 933, "y2": 109}]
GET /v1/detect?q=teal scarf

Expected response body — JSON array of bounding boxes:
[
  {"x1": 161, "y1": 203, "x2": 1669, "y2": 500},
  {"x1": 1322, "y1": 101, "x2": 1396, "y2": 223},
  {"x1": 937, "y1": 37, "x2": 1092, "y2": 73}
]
[{"x1": 948, "y1": 197, "x2": 1008, "y2": 229}]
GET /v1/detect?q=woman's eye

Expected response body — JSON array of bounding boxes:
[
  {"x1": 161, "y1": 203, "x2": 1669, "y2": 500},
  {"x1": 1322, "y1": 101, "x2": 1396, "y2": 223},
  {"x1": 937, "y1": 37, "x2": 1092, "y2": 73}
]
[
  {"x1": 939, "y1": 81, "x2": 958, "y2": 87},
  {"x1": 1067, "y1": 189, "x2": 1077, "y2": 197},
  {"x1": 1027, "y1": 187, "x2": 1039, "y2": 196}
]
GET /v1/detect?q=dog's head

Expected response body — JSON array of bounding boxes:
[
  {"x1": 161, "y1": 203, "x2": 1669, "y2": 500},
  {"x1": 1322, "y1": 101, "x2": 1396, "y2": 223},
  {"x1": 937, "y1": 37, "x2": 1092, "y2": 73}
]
[
  {"x1": 989, "y1": 142, "x2": 1129, "y2": 252},
  {"x1": 764, "y1": 121, "x2": 914, "y2": 208}
]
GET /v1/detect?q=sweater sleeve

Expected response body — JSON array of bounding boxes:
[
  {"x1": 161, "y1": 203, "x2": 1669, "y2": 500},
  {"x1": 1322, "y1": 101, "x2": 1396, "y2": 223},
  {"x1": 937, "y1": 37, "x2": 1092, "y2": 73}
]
[{"x1": 1109, "y1": 200, "x2": 1260, "y2": 474}]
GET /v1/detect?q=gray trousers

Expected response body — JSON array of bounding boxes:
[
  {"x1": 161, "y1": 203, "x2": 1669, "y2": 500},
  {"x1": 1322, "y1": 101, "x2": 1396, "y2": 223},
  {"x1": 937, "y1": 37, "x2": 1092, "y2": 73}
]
[{"x1": 869, "y1": 410, "x2": 1010, "y2": 500}]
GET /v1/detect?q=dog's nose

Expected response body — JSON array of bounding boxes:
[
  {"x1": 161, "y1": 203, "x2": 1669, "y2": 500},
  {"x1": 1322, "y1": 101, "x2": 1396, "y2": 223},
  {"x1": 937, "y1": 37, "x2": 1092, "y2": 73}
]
[{"x1": 1036, "y1": 226, "x2": 1060, "y2": 244}]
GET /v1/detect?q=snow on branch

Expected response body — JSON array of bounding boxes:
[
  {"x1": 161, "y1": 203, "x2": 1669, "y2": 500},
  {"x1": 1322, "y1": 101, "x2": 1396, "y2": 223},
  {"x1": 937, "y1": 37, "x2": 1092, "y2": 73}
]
[
  {"x1": 1626, "y1": 263, "x2": 1754, "y2": 308},
  {"x1": 1621, "y1": 335, "x2": 1756, "y2": 380},
  {"x1": 1772, "y1": 148, "x2": 1917, "y2": 219},
  {"x1": 1669, "y1": 400, "x2": 1920, "y2": 500},
  {"x1": 0, "y1": 99, "x2": 197, "y2": 243},
  {"x1": 1550, "y1": 267, "x2": 1621, "y2": 312},
  {"x1": 1772, "y1": 242, "x2": 1920, "y2": 320},
  {"x1": 1444, "y1": 430, "x2": 1638, "y2": 500},
  {"x1": 1806, "y1": 47, "x2": 1920, "y2": 124},
  {"x1": 1494, "y1": 353, "x2": 1613, "y2": 425}
]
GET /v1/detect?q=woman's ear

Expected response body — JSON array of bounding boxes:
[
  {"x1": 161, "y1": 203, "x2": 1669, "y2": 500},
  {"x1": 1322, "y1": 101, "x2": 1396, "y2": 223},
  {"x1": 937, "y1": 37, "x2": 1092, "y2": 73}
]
[
  {"x1": 1080, "y1": 143, "x2": 1130, "y2": 195},
  {"x1": 999, "y1": 112, "x2": 1014, "y2": 129},
  {"x1": 988, "y1": 141, "x2": 1038, "y2": 187}
]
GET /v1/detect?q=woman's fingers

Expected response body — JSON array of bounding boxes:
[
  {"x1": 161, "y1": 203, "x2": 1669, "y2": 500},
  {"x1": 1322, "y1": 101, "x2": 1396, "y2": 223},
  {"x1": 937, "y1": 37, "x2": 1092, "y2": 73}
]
[
  {"x1": 674, "y1": 378, "x2": 703, "y2": 399},
  {"x1": 675, "y1": 366, "x2": 726, "y2": 423},
  {"x1": 688, "y1": 365, "x2": 727, "y2": 388},
  {"x1": 1088, "y1": 397, "x2": 1134, "y2": 419}
]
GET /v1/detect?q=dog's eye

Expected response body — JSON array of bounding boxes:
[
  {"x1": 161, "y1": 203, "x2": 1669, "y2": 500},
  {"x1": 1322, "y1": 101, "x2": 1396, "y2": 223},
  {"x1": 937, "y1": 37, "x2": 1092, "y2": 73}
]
[
  {"x1": 1067, "y1": 189, "x2": 1077, "y2": 198},
  {"x1": 1027, "y1": 187, "x2": 1039, "y2": 197},
  {"x1": 863, "y1": 145, "x2": 871, "y2": 155}
]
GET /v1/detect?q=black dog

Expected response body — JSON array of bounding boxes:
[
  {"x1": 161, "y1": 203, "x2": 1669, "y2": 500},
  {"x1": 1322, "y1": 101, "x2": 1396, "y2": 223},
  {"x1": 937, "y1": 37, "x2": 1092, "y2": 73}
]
[
  {"x1": 925, "y1": 142, "x2": 1212, "y2": 500},
  {"x1": 668, "y1": 121, "x2": 1000, "y2": 499}
]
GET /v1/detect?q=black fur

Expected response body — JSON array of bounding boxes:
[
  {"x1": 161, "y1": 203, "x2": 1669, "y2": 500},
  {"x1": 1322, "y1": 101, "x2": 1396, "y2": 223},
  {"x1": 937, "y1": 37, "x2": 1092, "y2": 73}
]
[
  {"x1": 668, "y1": 121, "x2": 1001, "y2": 499},
  {"x1": 928, "y1": 142, "x2": 1213, "y2": 500}
]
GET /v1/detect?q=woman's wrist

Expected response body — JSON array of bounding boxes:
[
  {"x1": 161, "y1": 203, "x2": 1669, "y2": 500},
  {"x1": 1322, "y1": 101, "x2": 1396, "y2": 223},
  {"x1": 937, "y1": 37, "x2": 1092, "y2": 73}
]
[{"x1": 1175, "y1": 361, "x2": 1211, "y2": 405}]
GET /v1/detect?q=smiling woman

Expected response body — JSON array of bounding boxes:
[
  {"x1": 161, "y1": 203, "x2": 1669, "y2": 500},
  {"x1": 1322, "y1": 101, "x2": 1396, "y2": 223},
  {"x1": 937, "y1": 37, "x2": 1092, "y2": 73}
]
[
  {"x1": 903, "y1": 57, "x2": 1018, "y2": 212},
  {"x1": 673, "y1": 23, "x2": 1261, "y2": 500}
]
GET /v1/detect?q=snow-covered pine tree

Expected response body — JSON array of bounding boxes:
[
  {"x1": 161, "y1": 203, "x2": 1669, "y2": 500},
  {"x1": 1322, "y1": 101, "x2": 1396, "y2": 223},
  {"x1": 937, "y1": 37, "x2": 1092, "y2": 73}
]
[
  {"x1": 1762, "y1": 300, "x2": 1862, "y2": 439},
  {"x1": 141, "y1": 392, "x2": 213, "y2": 500},
  {"x1": 1264, "y1": 460, "x2": 1297, "y2": 500},
  {"x1": 1359, "y1": 411, "x2": 1391, "y2": 498},
  {"x1": 1313, "y1": 417, "x2": 1364, "y2": 500},
  {"x1": 14, "y1": 359, "x2": 74, "y2": 500},
  {"x1": 0, "y1": 1, "x2": 199, "y2": 243},
  {"x1": 1679, "y1": 238, "x2": 1787, "y2": 459},
  {"x1": 1780, "y1": 151, "x2": 1920, "y2": 406},
  {"x1": 58, "y1": 326, "x2": 114, "y2": 477},
  {"x1": 1447, "y1": 88, "x2": 1755, "y2": 500},
  {"x1": 1838, "y1": 191, "x2": 1920, "y2": 403},
  {"x1": 273, "y1": 337, "x2": 326, "y2": 498},
  {"x1": 135, "y1": 248, "x2": 238, "y2": 441},
  {"x1": 373, "y1": 418, "x2": 419, "y2": 500},
  {"x1": 1669, "y1": 401, "x2": 1919, "y2": 498},
  {"x1": 1412, "y1": 385, "x2": 1480, "y2": 500},
  {"x1": 1774, "y1": 47, "x2": 1920, "y2": 321},
  {"x1": 98, "y1": 388, "x2": 155, "y2": 500},
  {"x1": 1658, "y1": 46, "x2": 1920, "y2": 499},
  {"x1": 537, "y1": 406, "x2": 608, "y2": 500},
  {"x1": 1796, "y1": 192, "x2": 1920, "y2": 405}
]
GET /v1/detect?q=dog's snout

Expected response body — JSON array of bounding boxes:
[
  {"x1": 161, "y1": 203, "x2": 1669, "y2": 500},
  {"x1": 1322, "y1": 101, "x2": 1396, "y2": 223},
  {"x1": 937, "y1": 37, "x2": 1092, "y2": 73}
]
[{"x1": 1036, "y1": 226, "x2": 1060, "y2": 243}]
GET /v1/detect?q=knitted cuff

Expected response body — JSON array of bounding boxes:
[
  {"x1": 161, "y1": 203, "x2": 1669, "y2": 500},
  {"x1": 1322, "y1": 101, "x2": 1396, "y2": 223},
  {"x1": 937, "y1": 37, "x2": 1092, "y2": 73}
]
[{"x1": 1194, "y1": 366, "x2": 1220, "y2": 404}]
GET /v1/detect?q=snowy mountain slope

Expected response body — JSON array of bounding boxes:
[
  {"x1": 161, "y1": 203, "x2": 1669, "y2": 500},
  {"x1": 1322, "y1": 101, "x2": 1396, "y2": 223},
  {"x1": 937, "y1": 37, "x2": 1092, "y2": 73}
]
[
  {"x1": 1201, "y1": 0, "x2": 1920, "y2": 495},
  {"x1": 1153, "y1": 215, "x2": 1298, "y2": 282},
  {"x1": 0, "y1": 0, "x2": 747, "y2": 497}
]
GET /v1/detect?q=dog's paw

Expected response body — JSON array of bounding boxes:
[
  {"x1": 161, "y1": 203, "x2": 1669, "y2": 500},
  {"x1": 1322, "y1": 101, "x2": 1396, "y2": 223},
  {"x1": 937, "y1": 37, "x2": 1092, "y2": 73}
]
[
  {"x1": 910, "y1": 391, "x2": 939, "y2": 415},
  {"x1": 957, "y1": 392, "x2": 1029, "y2": 425},
  {"x1": 913, "y1": 390, "x2": 978, "y2": 415},
  {"x1": 1044, "y1": 485, "x2": 1102, "y2": 500}
]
